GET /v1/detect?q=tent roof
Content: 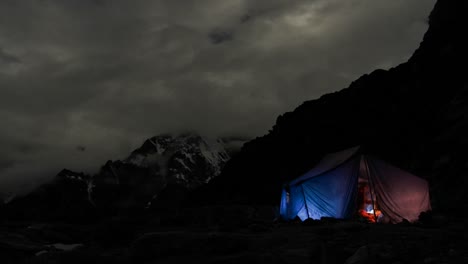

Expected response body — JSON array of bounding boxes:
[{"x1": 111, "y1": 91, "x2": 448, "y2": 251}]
[{"x1": 289, "y1": 146, "x2": 360, "y2": 186}]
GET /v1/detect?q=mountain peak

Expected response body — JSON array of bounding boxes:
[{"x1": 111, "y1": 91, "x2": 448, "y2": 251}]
[
  {"x1": 86, "y1": 132, "x2": 246, "y2": 211},
  {"x1": 124, "y1": 133, "x2": 230, "y2": 186},
  {"x1": 56, "y1": 169, "x2": 89, "y2": 182}
]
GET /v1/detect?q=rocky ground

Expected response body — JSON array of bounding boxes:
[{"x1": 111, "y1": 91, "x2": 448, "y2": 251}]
[{"x1": 1, "y1": 208, "x2": 466, "y2": 264}]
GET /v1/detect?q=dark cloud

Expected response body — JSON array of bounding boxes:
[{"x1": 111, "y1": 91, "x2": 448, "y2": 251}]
[
  {"x1": 240, "y1": 14, "x2": 252, "y2": 23},
  {"x1": 0, "y1": 0, "x2": 436, "y2": 194},
  {"x1": 0, "y1": 48, "x2": 21, "y2": 64},
  {"x1": 76, "y1": 146, "x2": 86, "y2": 152},
  {"x1": 0, "y1": 159, "x2": 15, "y2": 171},
  {"x1": 209, "y1": 30, "x2": 234, "y2": 44}
]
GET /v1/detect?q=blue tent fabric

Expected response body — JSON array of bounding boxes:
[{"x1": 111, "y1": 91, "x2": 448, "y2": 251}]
[
  {"x1": 280, "y1": 147, "x2": 431, "y2": 223},
  {"x1": 289, "y1": 146, "x2": 360, "y2": 186},
  {"x1": 279, "y1": 188, "x2": 288, "y2": 218},
  {"x1": 300, "y1": 158, "x2": 359, "y2": 220},
  {"x1": 281, "y1": 157, "x2": 360, "y2": 220}
]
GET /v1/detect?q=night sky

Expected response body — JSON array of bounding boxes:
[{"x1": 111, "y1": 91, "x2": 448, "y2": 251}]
[{"x1": 0, "y1": 0, "x2": 435, "y2": 194}]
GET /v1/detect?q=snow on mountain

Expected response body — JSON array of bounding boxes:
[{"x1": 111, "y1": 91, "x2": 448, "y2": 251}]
[
  {"x1": 89, "y1": 133, "x2": 246, "y2": 211},
  {"x1": 123, "y1": 133, "x2": 230, "y2": 188}
]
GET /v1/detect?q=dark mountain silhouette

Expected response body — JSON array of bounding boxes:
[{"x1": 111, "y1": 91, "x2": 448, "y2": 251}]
[
  {"x1": 191, "y1": 0, "x2": 468, "y2": 215},
  {"x1": 1, "y1": 169, "x2": 95, "y2": 223}
]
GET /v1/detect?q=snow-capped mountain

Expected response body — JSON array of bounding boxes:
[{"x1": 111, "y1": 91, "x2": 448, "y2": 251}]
[
  {"x1": 0, "y1": 134, "x2": 248, "y2": 209},
  {"x1": 125, "y1": 133, "x2": 230, "y2": 187},
  {"x1": 90, "y1": 133, "x2": 236, "y2": 211},
  {"x1": 3, "y1": 133, "x2": 247, "y2": 220}
]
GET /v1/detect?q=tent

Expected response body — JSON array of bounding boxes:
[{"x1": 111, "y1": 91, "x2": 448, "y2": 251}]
[{"x1": 279, "y1": 147, "x2": 431, "y2": 223}]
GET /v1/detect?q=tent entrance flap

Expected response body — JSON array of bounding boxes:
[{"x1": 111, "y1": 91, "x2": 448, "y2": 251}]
[
  {"x1": 357, "y1": 156, "x2": 382, "y2": 223},
  {"x1": 357, "y1": 180, "x2": 382, "y2": 222}
]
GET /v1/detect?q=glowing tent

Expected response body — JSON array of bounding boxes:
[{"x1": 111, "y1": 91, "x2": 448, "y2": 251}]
[{"x1": 279, "y1": 147, "x2": 431, "y2": 223}]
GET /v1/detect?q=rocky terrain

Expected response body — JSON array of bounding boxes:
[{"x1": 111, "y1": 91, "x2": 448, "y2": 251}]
[{"x1": 1, "y1": 210, "x2": 466, "y2": 264}]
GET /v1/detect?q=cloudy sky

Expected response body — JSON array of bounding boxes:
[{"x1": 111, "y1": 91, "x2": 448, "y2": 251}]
[{"x1": 0, "y1": 0, "x2": 435, "y2": 194}]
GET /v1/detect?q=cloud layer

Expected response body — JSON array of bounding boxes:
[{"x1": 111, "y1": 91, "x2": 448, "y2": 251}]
[{"x1": 0, "y1": 0, "x2": 435, "y2": 193}]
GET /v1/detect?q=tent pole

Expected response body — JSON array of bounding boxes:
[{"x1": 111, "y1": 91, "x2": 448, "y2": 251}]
[
  {"x1": 364, "y1": 156, "x2": 378, "y2": 222},
  {"x1": 301, "y1": 185, "x2": 310, "y2": 219}
]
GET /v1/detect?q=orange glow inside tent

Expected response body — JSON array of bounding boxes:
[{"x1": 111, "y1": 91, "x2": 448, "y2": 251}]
[{"x1": 357, "y1": 181, "x2": 382, "y2": 223}]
